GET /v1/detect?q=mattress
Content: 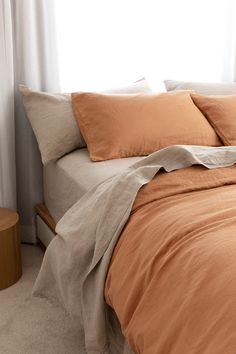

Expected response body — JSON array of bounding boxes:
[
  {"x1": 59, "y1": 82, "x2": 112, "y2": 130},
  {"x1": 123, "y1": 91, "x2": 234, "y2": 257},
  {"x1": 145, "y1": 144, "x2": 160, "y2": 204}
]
[{"x1": 43, "y1": 148, "x2": 143, "y2": 223}]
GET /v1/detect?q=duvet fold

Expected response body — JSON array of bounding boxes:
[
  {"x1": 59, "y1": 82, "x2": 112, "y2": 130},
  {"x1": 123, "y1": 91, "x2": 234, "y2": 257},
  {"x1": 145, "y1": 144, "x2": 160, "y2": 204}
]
[{"x1": 105, "y1": 165, "x2": 236, "y2": 353}]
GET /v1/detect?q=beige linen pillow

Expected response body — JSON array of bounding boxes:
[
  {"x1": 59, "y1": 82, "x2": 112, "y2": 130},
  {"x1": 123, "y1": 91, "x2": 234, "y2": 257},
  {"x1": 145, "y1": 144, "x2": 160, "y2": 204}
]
[
  {"x1": 72, "y1": 90, "x2": 221, "y2": 162},
  {"x1": 164, "y1": 80, "x2": 236, "y2": 95},
  {"x1": 19, "y1": 78, "x2": 151, "y2": 165}
]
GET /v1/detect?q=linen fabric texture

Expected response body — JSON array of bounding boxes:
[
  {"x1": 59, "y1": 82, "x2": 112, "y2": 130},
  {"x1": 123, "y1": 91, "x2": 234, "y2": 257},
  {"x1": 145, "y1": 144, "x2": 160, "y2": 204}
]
[
  {"x1": 33, "y1": 145, "x2": 236, "y2": 353},
  {"x1": 164, "y1": 79, "x2": 236, "y2": 95},
  {"x1": 19, "y1": 79, "x2": 151, "y2": 165},
  {"x1": 44, "y1": 149, "x2": 143, "y2": 222},
  {"x1": 71, "y1": 90, "x2": 221, "y2": 161},
  {"x1": 191, "y1": 93, "x2": 236, "y2": 146},
  {"x1": 105, "y1": 163, "x2": 236, "y2": 353}
]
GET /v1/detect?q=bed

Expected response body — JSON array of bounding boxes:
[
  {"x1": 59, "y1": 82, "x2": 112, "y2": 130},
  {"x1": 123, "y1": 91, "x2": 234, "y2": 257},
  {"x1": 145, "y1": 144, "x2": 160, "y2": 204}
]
[
  {"x1": 21, "y1": 79, "x2": 236, "y2": 353},
  {"x1": 34, "y1": 145, "x2": 236, "y2": 354}
]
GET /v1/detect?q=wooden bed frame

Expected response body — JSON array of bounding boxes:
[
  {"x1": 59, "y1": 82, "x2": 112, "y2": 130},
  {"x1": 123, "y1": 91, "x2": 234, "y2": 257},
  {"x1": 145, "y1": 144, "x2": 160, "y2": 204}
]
[{"x1": 35, "y1": 204, "x2": 57, "y2": 249}]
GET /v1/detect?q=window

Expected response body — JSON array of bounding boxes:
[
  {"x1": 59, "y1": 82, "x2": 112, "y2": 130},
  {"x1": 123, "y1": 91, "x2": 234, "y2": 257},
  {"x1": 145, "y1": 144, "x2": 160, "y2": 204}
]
[{"x1": 55, "y1": 0, "x2": 233, "y2": 91}]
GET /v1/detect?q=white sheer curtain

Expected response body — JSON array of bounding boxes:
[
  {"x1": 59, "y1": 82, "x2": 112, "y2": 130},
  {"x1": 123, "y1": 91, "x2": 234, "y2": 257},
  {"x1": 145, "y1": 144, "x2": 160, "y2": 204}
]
[
  {"x1": 54, "y1": 0, "x2": 234, "y2": 92},
  {"x1": 11, "y1": 0, "x2": 60, "y2": 242},
  {"x1": 222, "y1": 0, "x2": 236, "y2": 81},
  {"x1": 0, "y1": 0, "x2": 16, "y2": 209}
]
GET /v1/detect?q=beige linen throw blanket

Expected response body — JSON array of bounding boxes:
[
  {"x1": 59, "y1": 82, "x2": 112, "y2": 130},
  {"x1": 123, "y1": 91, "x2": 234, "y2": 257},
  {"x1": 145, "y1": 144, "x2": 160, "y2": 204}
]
[{"x1": 33, "y1": 145, "x2": 236, "y2": 354}]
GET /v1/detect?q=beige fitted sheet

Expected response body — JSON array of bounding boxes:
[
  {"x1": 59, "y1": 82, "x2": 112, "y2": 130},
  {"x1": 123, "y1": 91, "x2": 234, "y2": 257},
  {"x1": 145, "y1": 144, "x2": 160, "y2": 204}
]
[{"x1": 43, "y1": 148, "x2": 143, "y2": 222}]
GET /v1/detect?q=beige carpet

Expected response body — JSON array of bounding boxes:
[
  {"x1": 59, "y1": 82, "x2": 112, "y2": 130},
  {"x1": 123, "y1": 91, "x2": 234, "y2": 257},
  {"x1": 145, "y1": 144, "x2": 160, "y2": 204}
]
[{"x1": 0, "y1": 245, "x2": 81, "y2": 354}]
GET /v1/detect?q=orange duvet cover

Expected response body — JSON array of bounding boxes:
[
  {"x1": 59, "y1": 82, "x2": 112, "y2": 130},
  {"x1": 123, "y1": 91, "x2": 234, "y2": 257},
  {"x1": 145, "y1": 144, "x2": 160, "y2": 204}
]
[{"x1": 105, "y1": 165, "x2": 236, "y2": 354}]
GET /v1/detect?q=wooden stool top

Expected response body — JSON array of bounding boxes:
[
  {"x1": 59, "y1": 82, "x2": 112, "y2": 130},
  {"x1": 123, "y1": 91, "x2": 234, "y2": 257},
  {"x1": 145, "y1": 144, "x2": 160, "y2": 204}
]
[{"x1": 0, "y1": 208, "x2": 19, "y2": 232}]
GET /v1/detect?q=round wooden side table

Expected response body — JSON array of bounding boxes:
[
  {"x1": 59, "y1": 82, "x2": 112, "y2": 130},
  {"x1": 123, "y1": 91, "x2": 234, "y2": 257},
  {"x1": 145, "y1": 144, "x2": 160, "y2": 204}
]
[{"x1": 0, "y1": 208, "x2": 22, "y2": 290}]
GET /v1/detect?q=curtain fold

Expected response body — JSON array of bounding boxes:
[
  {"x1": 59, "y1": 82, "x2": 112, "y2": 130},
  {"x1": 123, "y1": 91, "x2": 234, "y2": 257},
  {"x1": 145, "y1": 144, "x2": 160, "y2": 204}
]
[
  {"x1": 222, "y1": 0, "x2": 236, "y2": 81},
  {"x1": 11, "y1": 0, "x2": 60, "y2": 242},
  {"x1": 0, "y1": 0, "x2": 16, "y2": 209}
]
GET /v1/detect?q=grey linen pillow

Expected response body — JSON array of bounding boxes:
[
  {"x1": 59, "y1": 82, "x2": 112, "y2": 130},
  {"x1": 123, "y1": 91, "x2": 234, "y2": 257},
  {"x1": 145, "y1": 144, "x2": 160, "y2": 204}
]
[
  {"x1": 19, "y1": 78, "x2": 151, "y2": 165},
  {"x1": 164, "y1": 80, "x2": 236, "y2": 95}
]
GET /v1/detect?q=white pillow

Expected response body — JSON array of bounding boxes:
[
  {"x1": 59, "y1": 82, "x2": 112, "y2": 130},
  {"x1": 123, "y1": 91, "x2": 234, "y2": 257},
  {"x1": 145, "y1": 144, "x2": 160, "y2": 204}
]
[
  {"x1": 164, "y1": 80, "x2": 236, "y2": 95},
  {"x1": 19, "y1": 78, "x2": 151, "y2": 165}
]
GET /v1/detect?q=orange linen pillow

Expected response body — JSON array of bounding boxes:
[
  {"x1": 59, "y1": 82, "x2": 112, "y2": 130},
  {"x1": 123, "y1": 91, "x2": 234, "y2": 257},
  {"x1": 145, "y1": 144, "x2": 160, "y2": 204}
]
[
  {"x1": 71, "y1": 91, "x2": 221, "y2": 161},
  {"x1": 191, "y1": 93, "x2": 236, "y2": 146}
]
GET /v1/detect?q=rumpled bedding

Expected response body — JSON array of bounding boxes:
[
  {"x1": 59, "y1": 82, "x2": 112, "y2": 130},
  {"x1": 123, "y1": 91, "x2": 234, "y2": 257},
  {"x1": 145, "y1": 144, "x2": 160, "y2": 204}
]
[
  {"x1": 33, "y1": 145, "x2": 236, "y2": 354},
  {"x1": 105, "y1": 165, "x2": 236, "y2": 353}
]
